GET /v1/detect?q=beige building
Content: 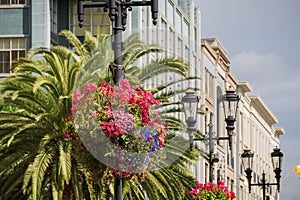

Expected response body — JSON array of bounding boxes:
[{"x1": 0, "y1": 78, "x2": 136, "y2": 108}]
[
  {"x1": 236, "y1": 81, "x2": 284, "y2": 200},
  {"x1": 199, "y1": 38, "x2": 284, "y2": 200}
]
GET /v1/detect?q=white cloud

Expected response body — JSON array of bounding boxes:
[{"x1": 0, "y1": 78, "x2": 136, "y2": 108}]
[
  {"x1": 231, "y1": 51, "x2": 286, "y2": 87},
  {"x1": 231, "y1": 51, "x2": 300, "y2": 113}
]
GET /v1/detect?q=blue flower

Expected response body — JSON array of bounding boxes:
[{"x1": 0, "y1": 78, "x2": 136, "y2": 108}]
[
  {"x1": 151, "y1": 135, "x2": 160, "y2": 152},
  {"x1": 142, "y1": 128, "x2": 152, "y2": 138}
]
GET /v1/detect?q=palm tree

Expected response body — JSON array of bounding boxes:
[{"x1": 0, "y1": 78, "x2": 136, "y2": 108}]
[
  {"x1": 0, "y1": 29, "x2": 198, "y2": 200},
  {"x1": 0, "y1": 45, "x2": 100, "y2": 199}
]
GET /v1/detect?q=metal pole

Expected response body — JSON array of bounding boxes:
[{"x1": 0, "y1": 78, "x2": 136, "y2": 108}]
[
  {"x1": 112, "y1": 3, "x2": 123, "y2": 198},
  {"x1": 262, "y1": 172, "x2": 266, "y2": 200},
  {"x1": 110, "y1": 2, "x2": 124, "y2": 85},
  {"x1": 114, "y1": 176, "x2": 122, "y2": 200},
  {"x1": 208, "y1": 112, "x2": 214, "y2": 182}
]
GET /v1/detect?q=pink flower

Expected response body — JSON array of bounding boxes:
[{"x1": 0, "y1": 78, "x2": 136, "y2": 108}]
[
  {"x1": 70, "y1": 107, "x2": 77, "y2": 115},
  {"x1": 91, "y1": 110, "x2": 98, "y2": 117},
  {"x1": 73, "y1": 90, "x2": 81, "y2": 102},
  {"x1": 66, "y1": 115, "x2": 72, "y2": 121},
  {"x1": 133, "y1": 85, "x2": 140, "y2": 90},
  {"x1": 64, "y1": 133, "x2": 70, "y2": 139}
]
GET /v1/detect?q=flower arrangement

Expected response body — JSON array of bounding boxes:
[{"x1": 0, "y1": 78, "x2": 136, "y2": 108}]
[
  {"x1": 70, "y1": 79, "x2": 167, "y2": 178},
  {"x1": 189, "y1": 181, "x2": 236, "y2": 200}
]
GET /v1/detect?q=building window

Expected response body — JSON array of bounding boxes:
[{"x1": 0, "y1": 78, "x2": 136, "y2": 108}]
[
  {"x1": 204, "y1": 69, "x2": 214, "y2": 100},
  {"x1": 70, "y1": 1, "x2": 111, "y2": 37},
  {"x1": 175, "y1": 9, "x2": 182, "y2": 34},
  {"x1": 50, "y1": 0, "x2": 58, "y2": 34},
  {"x1": 177, "y1": 37, "x2": 182, "y2": 58},
  {"x1": 0, "y1": 0, "x2": 26, "y2": 5},
  {"x1": 161, "y1": 19, "x2": 167, "y2": 56},
  {"x1": 182, "y1": 19, "x2": 189, "y2": 41},
  {"x1": 0, "y1": 38, "x2": 26, "y2": 74},
  {"x1": 169, "y1": 28, "x2": 175, "y2": 56},
  {"x1": 167, "y1": 0, "x2": 174, "y2": 24}
]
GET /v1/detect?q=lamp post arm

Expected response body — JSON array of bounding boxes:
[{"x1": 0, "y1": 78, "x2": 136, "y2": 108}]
[
  {"x1": 250, "y1": 182, "x2": 278, "y2": 187},
  {"x1": 193, "y1": 137, "x2": 207, "y2": 141},
  {"x1": 217, "y1": 136, "x2": 230, "y2": 140}
]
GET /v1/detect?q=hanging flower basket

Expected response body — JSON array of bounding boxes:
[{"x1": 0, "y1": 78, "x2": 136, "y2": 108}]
[{"x1": 71, "y1": 79, "x2": 167, "y2": 179}]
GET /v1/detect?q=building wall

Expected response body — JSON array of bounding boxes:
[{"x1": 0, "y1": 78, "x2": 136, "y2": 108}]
[
  {"x1": 201, "y1": 38, "x2": 233, "y2": 186},
  {"x1": 201, "y1": 38, "x2": 284, "y2": 200},
  {"x1": 236, "y1": 83, "x2": 284, "y2": 200},
  {"x1": 126, "y1": 0, "x2": 201, "y2": 89}
]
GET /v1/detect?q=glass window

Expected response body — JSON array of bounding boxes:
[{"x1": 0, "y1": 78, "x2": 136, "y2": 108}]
[
  {"x1": 161, "y1": 19, "x2": 167, "y2": 56},
  {"x1": 175, "y1": 10, "x2": 182, "y2": 34},
  {"x1": 182, "y1": 19, "x2": 189, "y2": 42},
  {"x1": 0, "y1": 0, "x2": 26, "y2": 5},
  {"x1": 3, "y1": 39, "x2": 10, "y2": 49},
  {"x1": 0, "y1": 0, "x2": 10, "y2": 4},
  {"x1": 159, "y1": 0, "x2": 165, "y2": 14},
  {"x1": 169, "y1": 28, "x2": 175, "y2": 56},
  {"x1": 70, "y1": 1, "x2": 111, "y2": 37},
  {"x1": 177, "y1": 37, "x2": 182, "y2": 58},
  {"x1": 0, "y1": 51, "x2": 10, "y2": 73},
  {"x1": 50, "y1": 0, "x2": 58, "y2": 34},
  {"x1": 0, "y1": 38, "x2": 26, "y2": 74},
  {"x1": 167, "y1": 0, "x2": 174, "y2": 24}
]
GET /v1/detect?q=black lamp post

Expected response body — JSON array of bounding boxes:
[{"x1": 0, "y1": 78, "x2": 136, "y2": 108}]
[
  {"x1": 77, "y1": 1, "x2": 158, "y2": 199},
  {"x1": 182, "y1": 87, "x2": 239, "y2": 182},
  {"x1": 241, "y1": 147, "x2": 284, "y2": 200},
  {"x1": 77, "y1": 0, "x2": 158, "y2": 85}
]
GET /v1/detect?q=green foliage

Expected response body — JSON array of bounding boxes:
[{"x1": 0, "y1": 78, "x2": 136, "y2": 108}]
[{"x1": 0, "y1": 29, "x2": 198, "y2": 200}]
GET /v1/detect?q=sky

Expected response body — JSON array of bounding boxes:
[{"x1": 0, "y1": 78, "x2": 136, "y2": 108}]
[{"x1": 196, "y1": 0, "x2": 300, "y2": 199}]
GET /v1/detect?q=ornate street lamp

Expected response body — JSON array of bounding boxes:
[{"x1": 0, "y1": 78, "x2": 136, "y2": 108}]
[
  {"x1": 241, "y1": 147, "x2": 254, "y2": 193},
  {"x1": 182, "y1": 87, "x2": 239, "y2": 182},
  {"x1": 181, "y1": 89, "x2": 200, "y2": 130},
  {"x1": 241, "y1": 147, "x2": 284, "y2": 200},
  {"x1": 77, "y1": 0, "x2": 158, "y2": 85},
  {"x1": 271, "y1": 147, "x2": 284, "y2": 192},
  {"x1": 223, "y1": 86, "x2": 240, "y2": 136},
  {"x1": 181, "y1": 88, "x2": 200, "y2": 149}
]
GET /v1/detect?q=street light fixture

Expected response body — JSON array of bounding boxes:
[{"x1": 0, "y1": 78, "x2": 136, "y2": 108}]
[
  {"x1": 181, "y1": 88, "x2": 200, "y2": 149},
  {"x1": 77, "y1": 0, "x2": 158, "y2": 85},
  {"x1": 223, "y1": 86, "x2": 240, "y2": 136},
  {"x1": 241, "y1": 147, "x2": 284, "y2": 200},
  {"x1": 182, "y1": 87, "x2": 239, "y2": 182}
]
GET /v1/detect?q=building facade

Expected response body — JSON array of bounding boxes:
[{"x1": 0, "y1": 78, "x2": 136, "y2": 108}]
[
  {"x1": 125, "y1": 0, "x2": 201, "y2": 115},
  {"x1": 200, "y1": 38, "x2": 236, "y2": 188},
  {"x1": 200, "y1": 38, "x2": 284, "y2": 199},
  {"x1": 236, "y1": 81, "x2": 284, "y2": 200}
]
